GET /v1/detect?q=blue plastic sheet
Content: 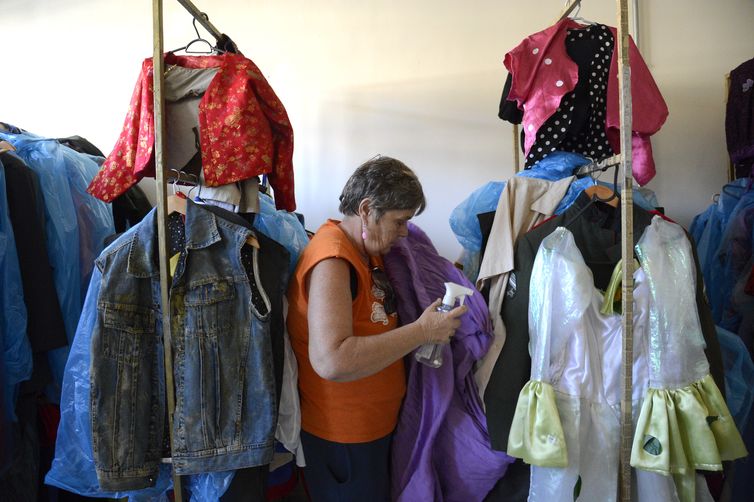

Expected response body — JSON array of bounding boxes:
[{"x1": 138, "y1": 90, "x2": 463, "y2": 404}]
[
  {"x1": 717, "y1": 326, "x2": 754, "y2": 431},
  {"x1": 253, "y1": 193, "x2": 309, "y2": 276},
  {"x1": 0, "y1": 133, "x2": 115, "y2": 398},
  {"x1": 709, "y1": 189, "x2": 754, "y2": 326},
  {"x1": 0, "y1": 158, "x2": 32, "y2": 420},
  {"x1": 58, "y1": 146, "x2": 115, "y2": 300},
  {"x1": 516, "y1": 151, "x2": 591, "y2": 180},
  {"x1": 1, "y1": 133, "x2": 79, "y2": 395},
  {"x1": 450, "y1": 181, "x2": 506, "y2": 253}
]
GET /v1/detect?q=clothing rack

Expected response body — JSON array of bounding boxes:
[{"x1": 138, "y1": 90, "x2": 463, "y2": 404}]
[
  {"x1": 151, "y1": 0, "x2": 230, "y2": 499},
  {"x1": 512, "y1": 2, "x2": 636, "y2": 500}
]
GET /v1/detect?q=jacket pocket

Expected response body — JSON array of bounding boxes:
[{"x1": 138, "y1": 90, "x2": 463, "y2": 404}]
[
  {"x1": 100, "y1": 302, "x2": 156, "y2": 365},
  {"x1": 91, "y1": 301, "x2": 162, "y2": 481}
]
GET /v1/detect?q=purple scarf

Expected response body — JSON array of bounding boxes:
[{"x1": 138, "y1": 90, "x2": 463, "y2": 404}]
[{"x1": 385, "y1": 223, "x2": 514, "y2": 501}]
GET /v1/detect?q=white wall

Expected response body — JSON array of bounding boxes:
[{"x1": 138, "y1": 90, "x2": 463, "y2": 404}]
[{"x1": 1, "y1": 0, "x2": 753, "y2": 260}]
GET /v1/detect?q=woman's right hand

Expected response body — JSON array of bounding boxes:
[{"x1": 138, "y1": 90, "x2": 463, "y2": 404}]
[{"x1": 415, "y1": 299, "x2": 467, "y2": 345}]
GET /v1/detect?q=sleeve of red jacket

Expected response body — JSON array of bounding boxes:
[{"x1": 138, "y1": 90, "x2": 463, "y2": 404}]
[
  {"x1": 606, "y1": 33, "x2": 668, "y2": 186},
  {"x1": 252, "y1": 64, "x2": 296, "y2": 212},
  {"x1": 87, "y1": 61, "x2": 154, "y2": 203}
]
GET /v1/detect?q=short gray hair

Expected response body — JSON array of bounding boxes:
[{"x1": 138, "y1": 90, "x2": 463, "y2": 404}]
[{"x1": 338, "y1": 156, "x2": 426, "y2": 219}]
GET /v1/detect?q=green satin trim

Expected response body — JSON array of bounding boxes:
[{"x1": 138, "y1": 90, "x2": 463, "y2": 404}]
[
  {"x1": 600, "y1": 258, "x2": 640, "y2": 315},
  {"x1": 507, "y1": 380, "x2": 568, "y2": 467},
  {"x1": 631, "y1": 374, "x2": 748, "y2": 502}
]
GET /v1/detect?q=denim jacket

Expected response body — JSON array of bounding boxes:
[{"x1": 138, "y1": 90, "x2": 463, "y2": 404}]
[{"x1": 90, "y1": 200, "x2": 276, "y2": 491}]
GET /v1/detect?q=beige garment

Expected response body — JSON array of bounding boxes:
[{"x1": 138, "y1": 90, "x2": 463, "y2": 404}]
[{"x1": 473, "y1": 176, "x2": 573, "y2": 402}]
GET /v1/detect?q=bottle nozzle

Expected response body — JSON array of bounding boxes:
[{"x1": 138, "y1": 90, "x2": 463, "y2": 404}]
[{"x1": 442, "y1": 281, "x2": 474, "y2": 307}]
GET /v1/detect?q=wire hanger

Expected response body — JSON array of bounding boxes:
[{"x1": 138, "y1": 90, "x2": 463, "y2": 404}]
[
  {"x1": 568, "y1": 1, "x2": 596, "y2": 25},
  {"x1": 170, "y1": 14, "x2": 224, "y2": 55},
  {"x1": 167, "y1": 168, "x2": 198, "y2": 215}
]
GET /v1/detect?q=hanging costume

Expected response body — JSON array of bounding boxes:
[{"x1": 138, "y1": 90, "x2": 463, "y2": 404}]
[
  {"x1": 87, "y1": 52, "x2": 296, "y2": 211},
  {"x1": 507, "y1": 217, "x2": 746, "y2": 502},
  {"x1": 502, "y1": 18, "x2": 667, "y2": 185}
]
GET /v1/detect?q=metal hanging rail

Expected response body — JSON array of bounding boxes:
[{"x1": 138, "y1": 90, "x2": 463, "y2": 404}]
[
  {"x1": 510, "y1": 2, "x2": 635, "y2": 500},
  {"x1": 150, "y1": 0, "x2": 228, "y2": 499},
  {"x1": 615, "y1": 1, "x2": 634, "y2": 500},
  {"x1": 151, "y1": 0, "x2": 183, "y2": 499}
]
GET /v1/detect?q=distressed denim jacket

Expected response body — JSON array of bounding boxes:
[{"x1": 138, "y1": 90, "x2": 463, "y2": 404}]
[{"x1": 90, "y1": 201, "x2": 276, "y2": 491}]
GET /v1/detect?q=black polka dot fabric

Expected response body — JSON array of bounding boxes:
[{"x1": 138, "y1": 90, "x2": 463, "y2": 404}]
[
  {"x1": 167, "y1": 212, "x2": 267, "y2": 316},
  {"x1": 525, "y1": 24, "x2": 615, "y2": 168}
]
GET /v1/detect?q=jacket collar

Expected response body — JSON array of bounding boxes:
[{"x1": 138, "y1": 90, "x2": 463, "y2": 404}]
[{"x1": 127, "y1": 199, "x2": 220, "y2": 278}]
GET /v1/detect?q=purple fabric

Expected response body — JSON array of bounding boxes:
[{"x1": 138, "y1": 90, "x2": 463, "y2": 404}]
[{"x1": 385, "y1": 223, "x2": 514, "y2": 502}]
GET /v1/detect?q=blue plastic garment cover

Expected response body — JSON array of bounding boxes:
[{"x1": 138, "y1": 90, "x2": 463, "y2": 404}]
[
  {"x1": 709, "y1": 188, "x2": 754, "y2": 327},
  {"x1": 695, "y1": 179, "x2": 751, "y2": 320},
  {"x1": 57, "y1": 146, "x2": 115, "y2": 300},
  {"x1": 0, "y1": 158, "x2": 32, "y2": 421},
  {"x1": 689, "y1": 203, "x2": 714, "y2": 246},
  {"x1": 253, "y1": 192, "x2": 309, "y2": 275},
  {"x1": 717, "y1": 326, "x2": 754, "y2": 431},
  {"x1": 45, "y1": 265, "x2": 236, "y2": 501},
  {"x1": 0, "y1": 132, "x2": 81, "y2": 395}
]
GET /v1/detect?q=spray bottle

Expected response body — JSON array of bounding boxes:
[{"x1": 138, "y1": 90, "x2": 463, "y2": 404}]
[{"x1": 414, "y1": 281, "x2": 473, "y2": 368}]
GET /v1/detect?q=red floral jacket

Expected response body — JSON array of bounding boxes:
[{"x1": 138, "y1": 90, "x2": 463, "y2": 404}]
[{"x1": 87, "y1": 52, "x2": 296, "y2": 211}]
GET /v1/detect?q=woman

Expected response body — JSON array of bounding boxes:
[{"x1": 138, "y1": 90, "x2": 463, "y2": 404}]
[{"x1": 287, "y1": 156, "x2": 466, "y2": 501}]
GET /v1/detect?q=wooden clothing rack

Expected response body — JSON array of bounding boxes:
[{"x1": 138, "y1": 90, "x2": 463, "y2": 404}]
[
  {"x1": 150, "y1": 0, "x2": 231, "y2": 499},
  {"x1": 511, "y1": 1, "x2": 636, "y2": 500}
]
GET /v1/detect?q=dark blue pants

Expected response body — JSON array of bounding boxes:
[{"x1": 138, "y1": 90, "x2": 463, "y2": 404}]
[{"x1": 300, "y1": 430, "x2": 392, "y2": 502}]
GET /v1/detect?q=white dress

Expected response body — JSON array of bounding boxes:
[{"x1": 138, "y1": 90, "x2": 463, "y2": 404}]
[{"x1": 507, "y1": 216, "x2": 746, "y2": 502}]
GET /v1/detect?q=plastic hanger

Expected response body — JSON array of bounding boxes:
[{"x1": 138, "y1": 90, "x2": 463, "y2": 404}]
[
  {"x1": 166, "y1": 168, "x2": 259, "y2": 248},
  {"x1": 584, "y1": 184, "x2": 619, "y2": 207},
  {"x1": 565, "y1": 162, "x2": 620, "y2": 227},
  {"x1": 167, "y1": 169, "x2": 196, "y2": 215}
]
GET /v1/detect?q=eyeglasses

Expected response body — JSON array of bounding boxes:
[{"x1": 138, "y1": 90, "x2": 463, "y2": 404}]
[{"x1": 370, "y1": 266, "x2": 396, "y2": 315}]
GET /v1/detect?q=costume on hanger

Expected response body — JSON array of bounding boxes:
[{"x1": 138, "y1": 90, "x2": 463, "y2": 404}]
[
  {"x1": 474, "y1": 176, "x2": 573, "y2": 399},
  {"x1": 507, "y1": 217, "x2": 746, "y2": 502},
  {"x1": 484, "y1": 193, "x2": 727, "y2": 455},
  {"x1": 502, "y1": 18, "x2": 667, "y2": 185},
  {"x1": 87, "y1": 52, "x2": 296, "y2": 211},
  {"x1": 384, "y1": 223, "x2": 513, "y2": 502},
  {"x1": 46, "y1": 197, "x2": 305, "y2": 500}
]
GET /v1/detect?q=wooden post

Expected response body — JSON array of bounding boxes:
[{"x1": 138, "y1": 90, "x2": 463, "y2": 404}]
[
  {"x1": 152, "y1": 0, "x2": 183, "y2": 499},
  {"x1": 616, "y1": 0, "x2": 634, "y2": 500},
  {"x1": 513, "y1": 124, "x2": 521, "y2": 172}
]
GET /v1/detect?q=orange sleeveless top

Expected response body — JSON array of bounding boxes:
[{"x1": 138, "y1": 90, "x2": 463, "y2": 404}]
[{"x1": 287, "y1": 220, "x2": 406, "y2": 443}]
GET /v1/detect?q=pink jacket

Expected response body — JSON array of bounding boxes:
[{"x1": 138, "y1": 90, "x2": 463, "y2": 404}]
[{"x1": 505, "y1": 19, "x2": 668, "y2": 185}]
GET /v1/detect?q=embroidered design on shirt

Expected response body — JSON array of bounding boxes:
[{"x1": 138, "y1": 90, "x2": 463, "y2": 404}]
[
  {"x1": 743, "y1": 78, "x2": 753, "y2": 93},
  {"x1": 371, "y1": 302, "x2": 389, "y2": 325}
]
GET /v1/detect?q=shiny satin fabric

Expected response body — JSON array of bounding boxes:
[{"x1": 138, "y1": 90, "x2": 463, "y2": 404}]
[{"x1": 509, "y1": 217, "x2": 746, "y2": 502}]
